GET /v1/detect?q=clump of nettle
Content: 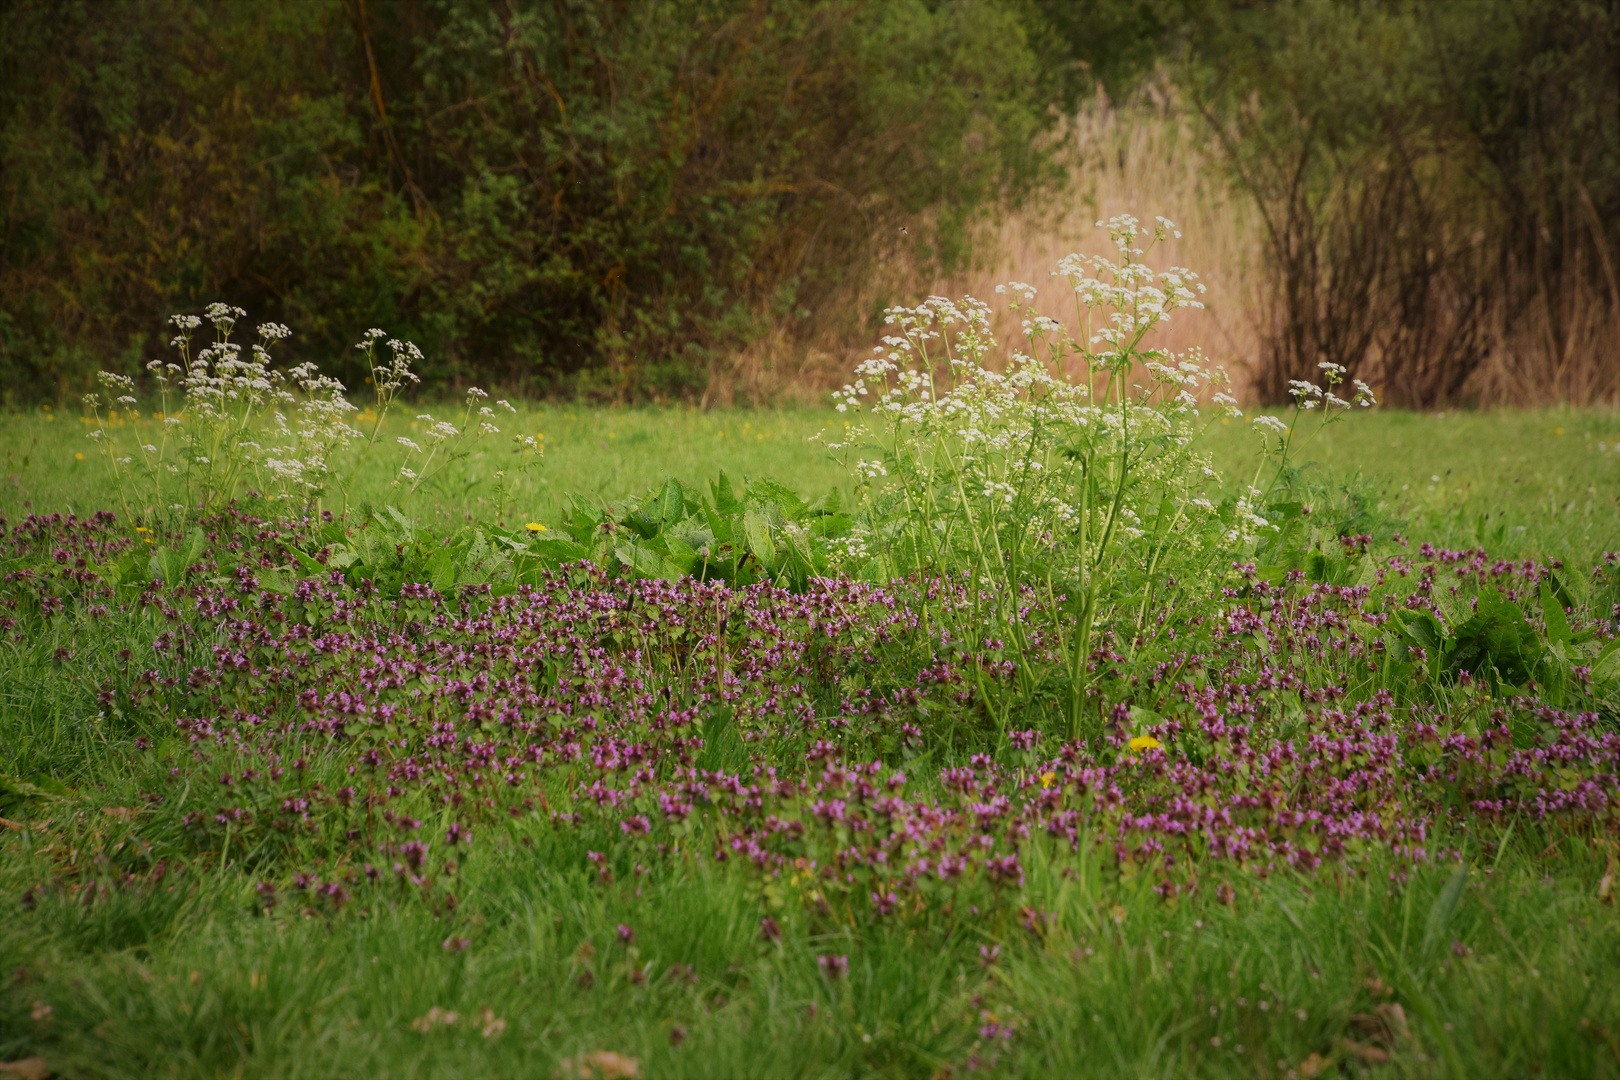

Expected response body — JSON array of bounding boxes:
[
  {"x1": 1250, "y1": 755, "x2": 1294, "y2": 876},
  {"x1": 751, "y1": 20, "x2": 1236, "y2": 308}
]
[
  {"x1": 824, "y1": 215, "x2": 1375, "y2": 738},
  {"x1": 81, "y1": 304, "x2": 538, "y2": 521}
]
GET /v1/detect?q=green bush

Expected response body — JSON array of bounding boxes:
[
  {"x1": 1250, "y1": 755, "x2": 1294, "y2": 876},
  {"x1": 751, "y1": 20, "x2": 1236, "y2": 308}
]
[{"x1": 0, "y1": 0, "x2": 1048, "y2": 401}]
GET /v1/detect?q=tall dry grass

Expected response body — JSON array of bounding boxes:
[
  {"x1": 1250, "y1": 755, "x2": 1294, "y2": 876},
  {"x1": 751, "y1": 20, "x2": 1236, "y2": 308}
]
[
  {"x1": 926, "y1": 86, "x2": 1264, "y2": 396},
  {"x1": 713, "y1": 85, "x2": 1618, "y2": 410},
  {"x1": 713, "y1": 86, "x2": 1268, "y2": 407}
]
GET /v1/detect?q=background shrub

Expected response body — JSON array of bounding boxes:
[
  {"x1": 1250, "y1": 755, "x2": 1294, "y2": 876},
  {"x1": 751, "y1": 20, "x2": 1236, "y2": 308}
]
[
  {"x1": 4, "y1": 0, "x2": 1616, "y2": 406},
  {"x1": 1175, "y1": 0, "x2": 1620, "y2": 406},
  {"x1": 0, "y1": 0, "x2": 1047, "y2": 400}
]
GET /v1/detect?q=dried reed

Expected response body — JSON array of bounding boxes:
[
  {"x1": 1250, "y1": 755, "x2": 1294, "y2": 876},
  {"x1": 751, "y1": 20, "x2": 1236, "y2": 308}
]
[{"x1": 714, "y1": 86, "x2": 1618, "y2": 410}]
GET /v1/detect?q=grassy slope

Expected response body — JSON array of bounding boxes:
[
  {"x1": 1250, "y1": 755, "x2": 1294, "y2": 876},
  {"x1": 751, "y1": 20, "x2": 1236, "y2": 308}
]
[{"x1": 1, "y1": 406, "x2": 1618, "y2": 1079}]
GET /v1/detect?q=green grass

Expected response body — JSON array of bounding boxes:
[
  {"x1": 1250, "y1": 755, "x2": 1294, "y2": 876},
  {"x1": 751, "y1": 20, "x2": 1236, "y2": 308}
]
[
  {"x1": 1, "y1": 404, "x2": 1618, "y2": 1079},
  {"x1": 7, "y1": 405, "x2": 1616, "y2": 561},
  {"x1": 5, "y1": 827, "x2": 1616, "y2": 1078}
]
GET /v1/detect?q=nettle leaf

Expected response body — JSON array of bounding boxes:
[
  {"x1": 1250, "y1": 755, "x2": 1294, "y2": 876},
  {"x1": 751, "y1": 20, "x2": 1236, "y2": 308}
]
[
  {"x1": 742, "y1": 509, "x2": 776, "y2": 571},
  {"x1": 147, "y1": 528, "x2": 207, "y2": 584},
  {"x1": 615, "y1": 543, "x2": 682, "y2": 583},
  {"x1": 527, "y1": 536, "x2": 590, "y2": 565},
  {"x1": 564, "y1": 496, "x2": 604, "y2": 545},
  {"x1": 428, "y1": 548, "x2": 457, "y2": 593},
  {"x1": 658, "y1": 477, "x2": 686, "y2": 525},
  {"x1": 668, "y1": 515, "x2": 716, "y2": 552},
  {"x1": 711, "y1": 471, "x2": 740, "y2": 515},
  {"x1": 1540, "y1": 581, "x2": 1573, "y2": 645},
  {"x1": 1584, "y1": 635, "x2": 1620, "y2": 684},
  {"x1": 384, "y1": 505, "x2": 418, "y2": 541},
  {"x1": 108, "y1": 549, "x2": 150, "y2": 587},
  {"x1": 744, "y1": 478, "x2": 806, "y2": 521},
  {"x1": 807, "y1": 487, "x2": 844, "y2": 517},
  {"x1": 1447, "y1": 590, "x2": 1543, "y2": 686},
  {"x1": 662, "y1": 534, "x2": 701, "y2": 574},
  {"x1": 1396, "y1": 609, "x2": 1445, "y2": 652},
  {"x1": 286, "y1": 546, "x2": 324, "y2": 579}
]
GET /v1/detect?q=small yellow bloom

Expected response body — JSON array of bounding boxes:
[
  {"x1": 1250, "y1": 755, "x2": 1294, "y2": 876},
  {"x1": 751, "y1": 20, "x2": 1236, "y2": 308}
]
[
  {"x1": 525, "y1": 522, "x2": 547, "y2": 533},
  {"x1": 75, "y1": 452, "x2": 85, "y2": 460},
  {"x1": 1039, "y1": 771, "x2": 1057, "y2": 789},
  {"x1": 135, "y1": 527, "x2": 148, "y2": 533},
  {"x1": 1128, "y1": 735, "x2": 1162, "y2": 753},
  {"x1": 1552, "y1": 427, "x2": 1565, "y2": 436}
]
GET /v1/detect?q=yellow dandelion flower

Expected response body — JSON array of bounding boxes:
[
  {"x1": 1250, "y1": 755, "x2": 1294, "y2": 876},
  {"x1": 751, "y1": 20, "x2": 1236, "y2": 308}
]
[
  {"x1": 1039, "y1": 771, "x2": 1057, "y2": 789},
  {"x1": 1128, "y1": 735, "x2": 1161, "y2": 753},
  {"x1": 525, "y1": 522, "x2": 547, "y2": 533},
  {"x1": 74, "y1": 452, "x2": 85, "y2": 460}
]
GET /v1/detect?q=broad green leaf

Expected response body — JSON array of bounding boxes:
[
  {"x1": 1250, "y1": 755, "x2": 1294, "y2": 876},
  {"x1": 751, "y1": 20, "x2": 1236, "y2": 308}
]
[
  {"x1": 659, "y1": 477, "x2": 685, "y2": 525},
  {"x1": 289, "y1": 548, "x2": 324, "y2": 578},
  {"x1": 1592, "y1": 637, "x2": 1620, "y2": 684},
  {"x1": 1540, "y1": 581, "x2": 1573, "y2": 645},
  {"x1": 385, "y1": 505, "x2": 417, "y2": 539},
  {"x1": 663, "y1": 534, "x2": 700, "y2": 573},
  {"x1": 742, "y1": 509, "x2": 776, "y2": 571},
  {"x1": 429, "y1": 548, "x2": 456, "y2": 593},
  {"x1": 615, "y1": 543, "x2": 682, "y2": 582},
  {"x1": 711, "y1": 471, "x2": 740, "y2": 515}
]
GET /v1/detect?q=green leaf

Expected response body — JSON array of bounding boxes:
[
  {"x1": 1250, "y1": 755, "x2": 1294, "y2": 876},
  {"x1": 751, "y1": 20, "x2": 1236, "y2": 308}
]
[
  {"x1": 180, "y1": 528, "x2": 206, "y2": 568},
  {"x1": 527, "y1": 537, "x2": 590, "y2": 565},
  {"x1": 290, "y1": 547, "x2": 324, "y2": 578},
  {"x1": 1591, "y1": 637, "x2": 1620, "y2": 684},
  {"x1": 1397, "y1": 609, "x2": 1444, "y2": 652},
  {"x1": 663, "y1": 534, "x2": 700, "y2": 574},
  {"x1": 659, "y1": 477, "x2": 685, "y2": 525},
  {"x1": 711, "y1": 471, "x2": 740, "y2": 515},
  {"x1": 745, "y1": 477, "x2": 807, "y2": 521},
  {"x1": 1448, "y1": 590, "x2": 1543, "y2": 686},
  {"x1": 742, "y1": 509, "x2": 776, "y2": 571},
  {"x1": 429, "y1": 548, "x2": 456, "y2": 593},
  {"x1": 1540, "y1": 582, "x2": 1573, "y2": 645},
  {"x1": 1420, "y1": 863, "x2": 1469, "y2": 963},
  {"x1": 808, "y1": 487, "x2": 844, "y2": 517},
  {"x1": 385, "y1": 505, "x2": 417, "y2": 539},
  {"x1": 615, "y1": 544, "x2": 682, "y2": 583}
]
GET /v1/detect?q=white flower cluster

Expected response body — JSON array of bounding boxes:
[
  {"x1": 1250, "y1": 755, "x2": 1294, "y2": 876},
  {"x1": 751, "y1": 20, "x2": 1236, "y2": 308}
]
[
  {"x1": 1224, "y1": 486, "x2": 1273, "y2": 546},
  {"x1": 85, "y1": 305, "x2": 443, "y2": 511},
  {"x1": 827, "y1": 214, "x2": 1235, "y2": 590}
]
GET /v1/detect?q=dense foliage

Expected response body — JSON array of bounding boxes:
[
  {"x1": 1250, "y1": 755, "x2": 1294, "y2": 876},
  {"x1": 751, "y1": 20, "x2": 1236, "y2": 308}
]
[
  {"x1": 6, "y1": 0, "x2": 1614, "y2": 406},
  {"x1": 1, "y1": 0, "x2": 1046, "y2": 400}
]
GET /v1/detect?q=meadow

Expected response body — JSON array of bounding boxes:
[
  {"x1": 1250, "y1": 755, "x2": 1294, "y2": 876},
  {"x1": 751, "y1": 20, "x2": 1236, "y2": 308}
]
[
  {"x1": 1, "y1": 254, "x2": 1619, "y2": 1080},
  {"x1": 7, "y1": 405, "x2": 1616, "y2": 562}
]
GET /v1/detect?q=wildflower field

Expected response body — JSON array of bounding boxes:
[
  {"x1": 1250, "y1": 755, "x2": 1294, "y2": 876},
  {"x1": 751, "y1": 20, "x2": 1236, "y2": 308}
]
[{"x1": 2, "y1": 221, "x2": 1620, "y2": 1080}]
